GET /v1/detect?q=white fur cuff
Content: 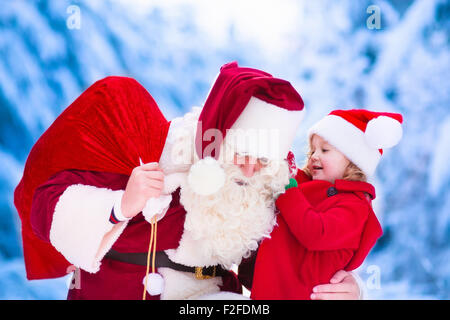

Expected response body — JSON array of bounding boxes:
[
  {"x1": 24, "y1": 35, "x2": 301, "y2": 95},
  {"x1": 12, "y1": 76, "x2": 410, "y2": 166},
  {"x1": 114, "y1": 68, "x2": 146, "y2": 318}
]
[
  {"x1": 49, "y1": 184, "x2": 128, "y2": 273},
  {"x1": 142, "y1": 194, "x2": 173, "y2": 223}
]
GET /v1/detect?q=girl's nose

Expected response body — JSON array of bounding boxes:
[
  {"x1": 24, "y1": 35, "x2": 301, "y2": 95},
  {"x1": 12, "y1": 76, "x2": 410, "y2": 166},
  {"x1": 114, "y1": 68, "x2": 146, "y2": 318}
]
[{"x1": 310, "y1": 152, "x2": 319, "y2": 161}]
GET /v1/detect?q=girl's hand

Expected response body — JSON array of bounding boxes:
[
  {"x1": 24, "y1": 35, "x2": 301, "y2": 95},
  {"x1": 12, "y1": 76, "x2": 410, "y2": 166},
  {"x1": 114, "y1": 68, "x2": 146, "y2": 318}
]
[
  {"x1": 121, "y1": 162, "x2": 164, "y2": 219},
  {"x1": 284, "y1": 178, "x2": 298, "y2": 190},
  {"x1": 310, "y1": 270, "x2": 361, "y2": 300}
]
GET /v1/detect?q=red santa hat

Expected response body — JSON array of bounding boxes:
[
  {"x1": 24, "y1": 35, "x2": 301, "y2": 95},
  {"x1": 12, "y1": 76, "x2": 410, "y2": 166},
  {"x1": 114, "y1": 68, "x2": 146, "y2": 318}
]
[
  {"x1": 187, "y1": 62, "x2": 305, "y2": 195},
  {"x1": 308, "y1": 109, "x2": 403, "y2": 177}
]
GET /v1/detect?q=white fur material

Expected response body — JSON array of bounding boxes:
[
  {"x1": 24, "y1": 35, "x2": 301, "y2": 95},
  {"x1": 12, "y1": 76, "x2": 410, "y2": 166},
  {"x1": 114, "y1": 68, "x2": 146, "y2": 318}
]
[
  {"x1": 187, "y1": 157, "x2": 226, "y2": 196},
  {"x1": 162, "y1": 172, "x2": 188, "y2": 194},
  {"x1": 229, "y1": 96, "x2": 305, "y2": 160},
  {"x1": 142, "y1": 194, "x2": 173, "y2": 223},
  {"x1": 365, "y1": 116, "x2": 403, "y2": 149},
  {"x1": 308, "y1": 115, "x2": 382, "y2": 177},
  {"x1": 158, "y1": 107, "x2": 201, "y2": 175},
  {"x1": 49, "y1": 185, "x2": 128, "y2": 273}
]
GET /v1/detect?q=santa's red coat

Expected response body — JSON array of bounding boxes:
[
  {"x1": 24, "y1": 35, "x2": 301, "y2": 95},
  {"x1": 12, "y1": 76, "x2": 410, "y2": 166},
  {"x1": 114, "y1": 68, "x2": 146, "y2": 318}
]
[
  {"x1": 31, "y1": 169, "x2": 241, "y2": 299},
  {"x1": 250, "y1": 170, "x2": 382, "y2": 300}
]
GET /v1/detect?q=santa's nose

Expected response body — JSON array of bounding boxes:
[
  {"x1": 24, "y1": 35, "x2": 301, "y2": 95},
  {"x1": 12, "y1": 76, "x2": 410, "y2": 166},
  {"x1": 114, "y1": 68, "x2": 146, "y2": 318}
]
[
  {"x1": 234, "y1": 154, "x2": 261, "y2": 178},
  {"x1": 240, "y1": 163, "x2": 258, "y2": 177}
]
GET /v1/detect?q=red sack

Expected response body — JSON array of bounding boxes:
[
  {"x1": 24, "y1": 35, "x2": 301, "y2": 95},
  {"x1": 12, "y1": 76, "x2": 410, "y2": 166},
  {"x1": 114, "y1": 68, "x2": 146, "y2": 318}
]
[{"x1": 14, "y1": 76, "x2": 170, "y2": 280}]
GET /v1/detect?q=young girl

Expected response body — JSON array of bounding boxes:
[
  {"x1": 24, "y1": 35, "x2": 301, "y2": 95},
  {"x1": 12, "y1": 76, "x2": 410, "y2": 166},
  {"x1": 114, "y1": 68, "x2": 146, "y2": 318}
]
[{"x1": 250, "y1": 109, "x2": 403, "y2": 300}]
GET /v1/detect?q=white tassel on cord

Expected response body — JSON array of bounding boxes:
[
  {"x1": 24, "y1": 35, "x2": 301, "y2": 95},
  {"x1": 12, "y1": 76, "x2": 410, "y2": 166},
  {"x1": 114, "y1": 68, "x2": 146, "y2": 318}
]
[
  {"x1": 142, "y1": 216, "x2": 164, "y2": 298},
  {"x1": 139, "y1": 159, "x2": 166, "y2": 298},
  {"x1": 143, "y1": 272, "x2": 164, "y2": 296}
]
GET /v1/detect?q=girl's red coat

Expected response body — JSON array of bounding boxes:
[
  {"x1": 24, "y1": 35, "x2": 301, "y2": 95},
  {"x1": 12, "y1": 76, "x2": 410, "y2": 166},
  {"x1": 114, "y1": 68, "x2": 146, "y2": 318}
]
[{"x1": 251, "y1": 170, "x2": 382, "y2": 300}]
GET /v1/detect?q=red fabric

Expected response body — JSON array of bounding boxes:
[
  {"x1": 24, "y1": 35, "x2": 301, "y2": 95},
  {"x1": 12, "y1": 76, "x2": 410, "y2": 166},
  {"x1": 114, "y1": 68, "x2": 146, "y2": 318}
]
[
  {"x1": 329, "y1": 109, "x2": 403, "y2": 132},
  {"x1": 196, "y1": 61, "x2": 304, "y2": 159},
  {"x1": 286, "y1": 151, "x2": 298, "y2": 178},
  {"x1": 251, "y1": 170, "x2": 382, "y2": 300},
  {"x1": 14, "y1": 76, "x2": 170, "y2": 280},
  {"x1": 31, "y1": 170, "x2": 241, "y2": 299}
]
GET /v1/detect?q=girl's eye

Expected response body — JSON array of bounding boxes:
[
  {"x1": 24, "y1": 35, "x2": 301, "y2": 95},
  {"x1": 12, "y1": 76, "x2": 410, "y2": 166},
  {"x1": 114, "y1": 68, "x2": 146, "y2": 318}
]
[{"x1": 322, "y1": 149, "x2": 328, "y2": 153}]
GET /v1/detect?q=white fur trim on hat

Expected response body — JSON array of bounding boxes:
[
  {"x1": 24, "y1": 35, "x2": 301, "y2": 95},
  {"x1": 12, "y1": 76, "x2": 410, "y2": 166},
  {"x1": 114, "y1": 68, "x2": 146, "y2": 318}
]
[
  {"x1": 308, "y1": 115, "x2": 381, "y2": 177},
  {"x1": 187, "y1": 157, "x2": 226, "y2": 196},
  {"x1": 365, "y1": 116, "x2": 403, "y2": 149},
  {"x1": 228, "y1": 96, "x2": 304, "y2": 160}
]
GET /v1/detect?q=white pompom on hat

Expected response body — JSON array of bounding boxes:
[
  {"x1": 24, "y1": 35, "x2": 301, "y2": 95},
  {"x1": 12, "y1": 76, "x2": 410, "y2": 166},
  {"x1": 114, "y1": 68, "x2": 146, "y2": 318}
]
[
  {"x1": 308, "y1": 109, "x2": 403, "y2": 177},
  {"x1": 364, "y1": 115, "x2": 403, "y2": 149},
  {"x1": 187, "y1": 157, "x2": 226, "y2": 196}
]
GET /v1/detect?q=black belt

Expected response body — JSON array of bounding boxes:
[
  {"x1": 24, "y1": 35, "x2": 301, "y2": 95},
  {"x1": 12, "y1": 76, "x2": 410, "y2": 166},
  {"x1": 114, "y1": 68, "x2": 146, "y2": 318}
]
[{"x1": 104, "y1": 249, "x2": 228, "y2": 279}]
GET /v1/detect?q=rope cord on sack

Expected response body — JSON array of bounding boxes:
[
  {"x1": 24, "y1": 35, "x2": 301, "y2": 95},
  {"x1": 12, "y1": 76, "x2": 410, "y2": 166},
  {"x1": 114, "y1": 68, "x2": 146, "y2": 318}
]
[{"x1": 142, "y1": 216, "x2": 157, "y2": 300}]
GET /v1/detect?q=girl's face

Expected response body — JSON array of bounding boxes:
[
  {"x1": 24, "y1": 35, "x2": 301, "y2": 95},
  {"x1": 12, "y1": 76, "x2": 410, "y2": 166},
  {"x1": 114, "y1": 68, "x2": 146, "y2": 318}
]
[{"x1": 307, "y1": 135, "x2": 350, "y2": 183}]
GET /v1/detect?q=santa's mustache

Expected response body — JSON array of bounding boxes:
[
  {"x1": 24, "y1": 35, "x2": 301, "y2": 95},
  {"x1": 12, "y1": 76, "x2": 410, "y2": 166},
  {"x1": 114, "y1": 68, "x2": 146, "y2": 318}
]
[{"x1": 222, "y1": 162, "x2": 286, "y2": 197}]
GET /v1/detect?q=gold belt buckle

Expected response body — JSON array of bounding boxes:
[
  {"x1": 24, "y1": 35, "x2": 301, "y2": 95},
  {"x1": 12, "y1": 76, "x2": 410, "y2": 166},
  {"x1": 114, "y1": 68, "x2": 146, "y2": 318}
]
[{"x1": 195, "y1": 266, "x2": 216, "y2": 280}]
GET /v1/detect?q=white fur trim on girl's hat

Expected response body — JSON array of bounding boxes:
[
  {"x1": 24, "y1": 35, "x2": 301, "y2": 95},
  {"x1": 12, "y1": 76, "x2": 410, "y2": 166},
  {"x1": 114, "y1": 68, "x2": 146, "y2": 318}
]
[{"x1": 187, "y1": 157, "x2": 226, "y2": 196}]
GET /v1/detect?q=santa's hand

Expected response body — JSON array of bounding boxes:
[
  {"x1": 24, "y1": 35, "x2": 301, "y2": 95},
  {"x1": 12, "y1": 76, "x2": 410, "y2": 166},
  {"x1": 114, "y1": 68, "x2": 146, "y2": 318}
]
[
  {"x1": 121, "y1": 162, "x2": 164, "y2": 219},
  {"x1": 310, "y1": 270, "x2": 361, "y2": 300}
]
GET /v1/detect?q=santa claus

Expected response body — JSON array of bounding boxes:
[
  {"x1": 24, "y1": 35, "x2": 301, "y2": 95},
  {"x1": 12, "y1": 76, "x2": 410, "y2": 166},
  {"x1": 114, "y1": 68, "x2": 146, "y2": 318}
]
[{"x1": 14, "y1": 62, "x2": 361, "y2": 299}]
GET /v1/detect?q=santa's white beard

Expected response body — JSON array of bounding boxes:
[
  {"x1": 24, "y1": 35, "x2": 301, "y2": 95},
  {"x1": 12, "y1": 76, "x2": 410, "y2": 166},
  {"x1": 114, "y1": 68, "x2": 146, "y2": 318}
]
[{"x1": 178, "y1": 160, "x2": 289, "y2": 269}]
